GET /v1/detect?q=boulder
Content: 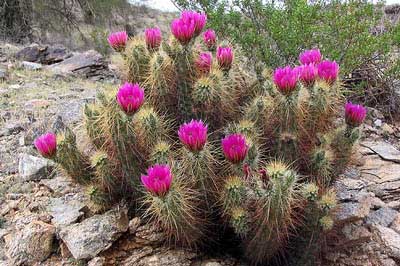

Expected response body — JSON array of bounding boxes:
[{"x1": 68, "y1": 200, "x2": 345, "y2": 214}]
[
  {"x1": 336, "y1": 199, "x2": 371, "y2": 223},
  {"x1": 361, "y1": 141, "x2": 400, "y2": 163},
  {"x1": 5, "y1": 221, "x2": 55, "y2": 265},
  {"x1": 18, "y1": 153, "x2": 53, "y2": 181},
  {"x1": 372, "y1": 225, "x2": 400, "y2": 259},
  {"x1": 21, "y1": 61, "x2": 42, "y2": 71},
  {"x1": 59, "y1": 205, "x2": 129, "y2": 260},
  {"x1": 15, "y1": 44, "x2": 71, "y2": 65},
  {"x1": 48, "y1": 50, "x2": 110, "y2": 78},
  {"x1": 366, "y1": 207, "x2": 398, "y2": 226}
]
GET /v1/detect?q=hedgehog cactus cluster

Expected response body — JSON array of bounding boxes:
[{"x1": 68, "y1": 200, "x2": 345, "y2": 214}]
[{"x1": 34, "y1": 11, "x2": 367, "y2": 265}]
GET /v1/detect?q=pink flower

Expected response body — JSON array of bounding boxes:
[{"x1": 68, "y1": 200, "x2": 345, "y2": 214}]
[
  {"x1": 145, "y1": 27, "x2": 162, "y2": 50},
  {"x1": 294, "y1": 64, "x2": 317, "y2": 86},
  {"x1": 273, "y1": 66, "x2": 299, "y2": 95},
  {"x1": 195, "y1": 52, "x2": 212, "y2": 74},
  {"x1": 299, "y1": 49, "x2": 322, "y2": 65},
  {"x1": 181, "y1": 11, "x2": 207, "y2": 36},
  {"x1": 221, "y1": 134, "x2": 248, "y2": 164},
  {"x1": 318, "y1": 60, "x2": 339, "y2": 84},
  {"x1": 217, "y1": 46, "x2": 233, "y2": 70},
  {"x1": 345, "y1": 102, "x2": 367, "y2": 127},
  {"x1": 141, "y1": 164, "x2": 173, "y2": 197},
  {"x1": 203, "y1": 29, "x2": 216, "y2": 49},
  {"x1": 34, "y1": 133, "x2": 57, "y2": 158},
  {"x1": 171, "y1": 18, "x2": 196, "y2": 45},
  {"x1": 178, "y1": 120, "x2": 208, "y2": 152},
  {"x1": 108, "y1": 31, "x2": 128, "y2": 52},
  {"x1": 116, "y1": 82, "x2": 145, "y2": 115}
]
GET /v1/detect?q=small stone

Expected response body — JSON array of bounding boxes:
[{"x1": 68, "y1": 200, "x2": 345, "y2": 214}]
[
  {"x1": 372, "y1": 225, "x2": 400, "y2": 259},
  {"x1": 88, "y1": 257, "x2": 106, "y2": 266},
  {"x1": 388, "y1": 201, "x2": 400, "y2": 210},
  {"x1": 18, "y1": 153, "x2": 53, "y2": 181},
  {"x1": 336, "y1": 199, "x2": 371, "y2": 223},
  {"x1": 5, "y1": 221, "x2": 55, "y2": 266},
  {"x1": 9, "y1": 84, "x2": 21, "y2": 90},
  {"x1": 366, "y1": 207, "x2": 398, "y2": 226},
  {"x1": 129, "y1": 217, "x2": 141, "y2": 234},
  {"x1": 59, "y1": 205, "x2": 129, "y2": 260},
  {"x1": 47, "y1": 195, "x2": 87, "y2": 227},
  {"x1": 382, "y1": 123, "x2": 395, "y2": 135},
  {"x1": 22, "y1": 61, "x2": 42, "y2": 71},
  {"x1": 391, "y1": 214, "x2": 400, "y2": 234},
  {"x1": 0, "y1": 123, "x2": 24, "y2": 137},
  {"x1": 370, "y1": 197, "x2": 387, "y2": 209},
  {"x1": 374, "y1": 119, "x2": 382, "y2": 127}
]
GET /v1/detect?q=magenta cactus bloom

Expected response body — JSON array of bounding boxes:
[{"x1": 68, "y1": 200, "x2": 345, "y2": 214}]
[
  {"x1": 318, "y1": 60, "x2": 339, "y2": 84},
  {"x1": 217, "y1": 46, "x2": 233, "y2": 70},
  {"x1": 141, "y1": 164, "x2": 173, "y2": 197},
  {"x1": 181, "y1": 10, "x2": 207, "y2": 36},
  {"x1": 345, "y1": 102, "x2": 367, "y2": 127},
  {"x1": 299, "y1": 49, "x2": 322, "y2": 65},
  {"x1": 294, "y1": 64, "x2": 317, "y2": 86},
  {"x1": 195, "y1": 52, "x2": 212, "y2": 74},
  {"x1": 178, "y1": 119, "x2": 208, "y2": 152},
  {"x1": 116, "y1": 82, "x2": 145, "y2": 115},
  {"x1": 171, "y1": 18, "x2": 196, "y2": 45},
  {"x1": 145, "y1": 27, "x2": 162, "y2": 50},
  {"x1": 107, "y1": 31, "x2": 128, "y2": 52},
  {"x1": 221, "y1": 134, "x2": 248, "y2": 164},
  {"x1": 203, "y1": 29, "x2": 216, "y2": 49},
  {"x1": 34, "y1": 133, "x2": 57, "y2": 158},
  {"x1": 273, "y1": 66, "x2": 299, "y2": 95}
]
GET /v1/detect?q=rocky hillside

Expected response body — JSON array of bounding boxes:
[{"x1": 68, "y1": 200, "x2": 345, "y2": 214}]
[{"x1": 1, "y1": 41, "x2": 400, "y2": 266}]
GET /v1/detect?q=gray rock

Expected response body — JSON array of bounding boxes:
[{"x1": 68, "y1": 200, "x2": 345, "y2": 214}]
[
  {"x1": 88, "y1": 257, "x2": 106, "y2": 266},
  {"x1": 391, "y1": 214, "x2": 400, "y2": 234},
  {"x1": 48, "y1": 50, "x2": 109, "y2": 79},
  {"x1": 336, "y1": 200, "x2": 371, "y2": 223},
  {"x1": 368, "y1": 181, "x2": 400, "y2": 202},
  {"x1": 0, "y1": 123, "x2": 24, "y2": 137},
  {"x1": 40, "y1": 175, "x2": 76, "y2": 195},
  {"x1": 366, "y1": 207, "x2": 398, "y2": 226},
  {"x1": 129, "y1": 217, "x2": 141, "y2": 234},
  {"x1": 0, "y1": 65, "x2": 8, "y2": 81},
  {"x1": 374, "y1": 119, "x2": 382, "y2": 127},
  {"x1": 59, "y1": 205, "x2": 129, "y2": 260},
  {"x1": 18, "y1": 153, "x2": 53, "y2": 181},
  {"x1": 47, "y1": 194, "x2": 87, "y2": 227},
  {"x1": 15, "y1": 44, "x2": 71, "y2": 64},
  {"x1": 372, "y1": 225, "x2": 400, "y2": 259},
  {"x1": 21, "y1": 61, "x2": 42, "y2": 71},
  {"x1": 121, "y1": 247, "x2": 197, "y2": 266},
  {"x1": 361, "y1": 141, "x2": 400, "y2": 163},
  {"x1": 4, "y1": 221, "x2": 55, "y2": 266}
]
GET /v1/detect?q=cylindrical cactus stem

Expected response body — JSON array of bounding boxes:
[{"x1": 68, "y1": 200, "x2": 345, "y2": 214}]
[
  {"x1": 310, "y1": 147, "x2": 333, "y2": 186},
  {"x1": 56, "y1": 128, "x2": 93, "y2": 183},
  {"x1": 90, "y1": 151, "x2": 117, "y2": 200},
  {"x1": 150, "y1": 141, "x2": 173, "y2": 165},
  {"x1": 142, "y1": 165, "x2": 204, "y2": 248},
  {"x1": 230, "y1": 206, "x2": 249, "y2": 236},
  {"x1": 179, "y1": 145, "x2": 216, "y2": 207},
  {"x1": 220, "y1": 175, "x2": 247, "y2": 214},
  {"x1": 133, "y1": 106, "x2": 169, "y2": 158},
  {"x1": 84, "y1": 104, "x2": 105, "y2": 149},
  {"x1": 124, "y1": 37, "x2": 150, "y2": 84},
  {"x1": 175, "y1": 46, "x2": 195, "y2": 122},
  {"x1": 145, "y1": 51, "x2": 177, "y2": 115},
  {"x1": 243, "y1": 161, "x2": 300, "y2": 264}
]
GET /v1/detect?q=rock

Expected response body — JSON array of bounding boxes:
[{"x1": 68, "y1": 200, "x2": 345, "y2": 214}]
[
  {"x1": 59, "y1": 205, "x2": 129, "y2": 260},
  {"x1": 388, "y1": 201, "x2": 400, "y2": 210},
  {"x1": 15, "y1": 44, "x2": 71, "y2": 65},
  {"x1": 18, "y1": 153, "x2": 53, "y2": 181},
  {"x1": 374, "y1": 119, "x2": 382, "y2": 127},
  {"x1": 9, "y1": 84, "x2": 21, "y2": 90},
  {"x1": 391, "y1": 214, "x2": 400, "y2": 234},
  {"x1": 372, "y1": 225, "x2": 400, "y2": 259},
  {"x1": 5, "y1": 221, "x2": 55, "y2": 265},
  {"x1": 88, "y1": 257, "x2": 106, "y2": 266},
  {"x1": 368, "y1": 181, "x2": 400, "y2": 202},
  {"x1": 361, "y1": 141, "x2": 400, "y2": 163},
  {"x1": 48, "y1": 50, "x2": 110, "y2": 78},
  {"x1": 370, "y1": 196, "x2": 386, "y2": 209},
  {"x1": 121, "y1": 247, "x2": 198, "y2": 266},
  {"x1": 129, "y1": 217, "x2": 141, "y2": 234},
  {"x1": 40, "y1": 175, "x2": 76, "y2": 195},
  {"x1": 336, "y1": 199, "x2": 371, "y2": 223},
  {"x1": 21, "y1": 61, "x2": 42, "y2": 71},
  {"x1": 359, "y1": 154, "x2": 400, "y2": 184},
  {"x1": 382, "y1": 123, "x2": 395, "y2": 135},
  {"x1": 0, "y1": 65, "x2": 8, "y2": 81},
  {"x1": 47, "y1": 194, "x2": 87, "y2": 227},
  {"x1": 0, "y1": 123, "x2": 24, "y2": 137},
  {"x1": 366, "y1": 207, "x2": 398, "y2": 226}
]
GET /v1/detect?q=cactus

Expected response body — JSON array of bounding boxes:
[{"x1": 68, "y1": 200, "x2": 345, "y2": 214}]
[{"x1": 33, "y1": 13, "x2": 367, "y2": 266}]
